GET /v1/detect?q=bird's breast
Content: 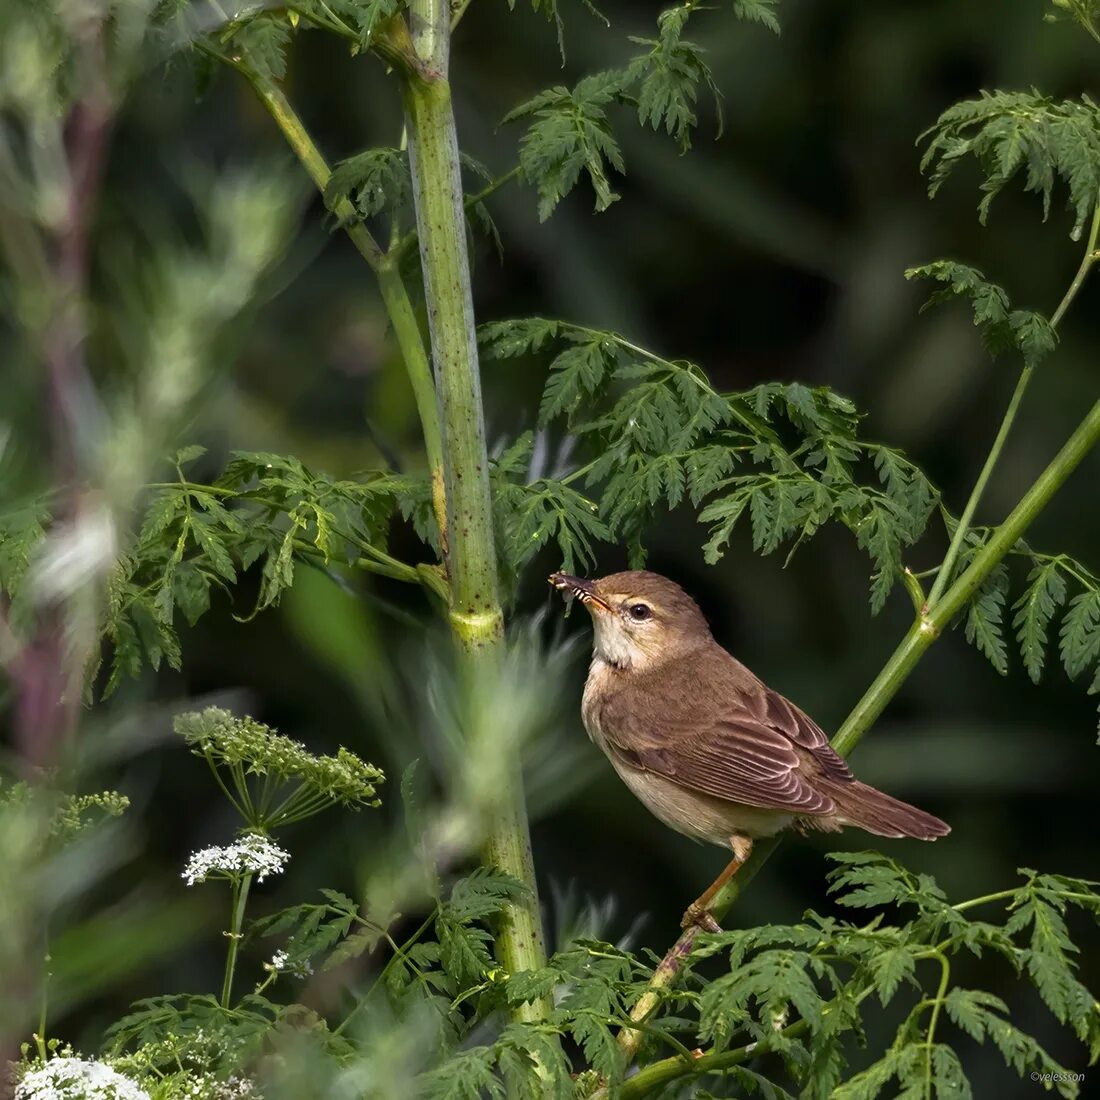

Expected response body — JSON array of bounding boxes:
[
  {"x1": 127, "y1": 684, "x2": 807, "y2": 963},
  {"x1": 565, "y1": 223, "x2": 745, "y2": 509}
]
[
  {"x1": 580, "y1": 656, "x2": 617, "y2": 749},
  {"x1": 579, "y1": 654, "x2": 794, "y2": 846}
]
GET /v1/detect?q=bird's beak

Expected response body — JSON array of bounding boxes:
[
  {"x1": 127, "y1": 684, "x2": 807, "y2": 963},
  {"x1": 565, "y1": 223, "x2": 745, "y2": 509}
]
[{"x1": 549, "y1": 572, "x2": 611, "y2": 613}]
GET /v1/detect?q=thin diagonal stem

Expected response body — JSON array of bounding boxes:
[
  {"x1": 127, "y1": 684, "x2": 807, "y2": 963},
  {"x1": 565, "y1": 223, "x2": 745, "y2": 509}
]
[
  {"x1": 334, "y1": 910, "x2": 437, "y2": 1036},
  {"x1": 391, "y1": 164, "x2": 521, "y2": 261},
  {"x1": 205, "y1": 47, "x2": 448, "y2": 542},
  {"x1": 926, "y1": 198, "x2": 1100, "y2": 609},
  {"x1": 924, "y1": 365, "x2": 1034, "y2": 609}
]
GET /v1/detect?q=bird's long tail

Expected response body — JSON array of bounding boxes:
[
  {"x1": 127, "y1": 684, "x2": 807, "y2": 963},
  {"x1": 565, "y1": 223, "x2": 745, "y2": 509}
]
[{"x1": 830, "y1": 781, "x2": 950, "y2": 840}]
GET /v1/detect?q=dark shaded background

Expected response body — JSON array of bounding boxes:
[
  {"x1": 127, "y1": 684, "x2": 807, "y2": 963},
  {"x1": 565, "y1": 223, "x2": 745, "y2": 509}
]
[{"x1": 8, "y1": 0, "x2": 1100, "y2": 1092}]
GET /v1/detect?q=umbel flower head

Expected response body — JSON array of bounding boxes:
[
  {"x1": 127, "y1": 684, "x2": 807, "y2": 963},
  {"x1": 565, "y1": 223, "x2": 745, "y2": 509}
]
[
  {"x1": 0, "y1": 780, "x2": 129, "y2": 843},
  {"x1": 182, "y1": 832, "x2": 290, "y2": 886},
  {"x1": 173, "y1": 708, "x2": 383, "y2": 828},
  {"x1": 15, "y1": 1056, "x2": 150, "y2": 1100}
]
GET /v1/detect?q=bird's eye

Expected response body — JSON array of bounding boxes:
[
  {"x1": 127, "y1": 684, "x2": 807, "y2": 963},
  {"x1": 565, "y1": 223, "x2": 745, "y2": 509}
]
[{"x1": 628, "y1": 603, "x2": 652, "y2": 621}]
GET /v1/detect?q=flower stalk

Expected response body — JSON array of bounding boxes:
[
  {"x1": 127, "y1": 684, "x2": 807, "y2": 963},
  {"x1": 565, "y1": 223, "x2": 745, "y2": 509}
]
[{"x1": 220, "y1": 873, "x2": 253, "y2": 1007}]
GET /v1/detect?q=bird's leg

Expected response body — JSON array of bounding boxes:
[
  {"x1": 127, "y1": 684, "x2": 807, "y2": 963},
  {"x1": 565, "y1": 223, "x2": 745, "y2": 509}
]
[{"x1": 680, "y1": 836, "x2": 754, "y2": 932}]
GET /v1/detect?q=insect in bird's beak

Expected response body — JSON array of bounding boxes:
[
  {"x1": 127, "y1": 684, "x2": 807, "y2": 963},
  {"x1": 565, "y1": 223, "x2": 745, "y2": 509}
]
[{"x1": 549, "y1": 572, "x2": 612, "y2": 613}]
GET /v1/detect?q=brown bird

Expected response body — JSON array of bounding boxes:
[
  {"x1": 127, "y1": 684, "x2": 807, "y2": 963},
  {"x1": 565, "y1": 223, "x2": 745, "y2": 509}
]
[{"x1": 550, "y1": 569, "x2": 949, "y2": 931}]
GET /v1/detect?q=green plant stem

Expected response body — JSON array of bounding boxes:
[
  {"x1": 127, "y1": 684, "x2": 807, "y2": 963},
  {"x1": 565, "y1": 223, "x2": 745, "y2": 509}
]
[
  {"x1": 375, "y1": 258, "x2": 448, "y2": 533},
  {"x1": 216, "y1": 55, "x2": 448, "y2": 540},
  {"x1": 239, "y1": 66, "x2": 382, "y2": 267},
  {"x1": 203, "y1": 751, "x2": 249, "y2": 821},
  {"x1": 611, "y1": 1022, "x2": 807, "y2": 1100},
  {"x1": 618, "y1": 393, "x2": 1100, "y2": 1064},
  {"x1": 609, "y1": 877, "x2": 1026, "y2": 1100},
  {"x1": 335, "y1": 909, "x2": 437, "y2": 1036},
  {"x1": 400, "y1": 0, "x2": 550, "y2": 1023},
  {"x1": 922, "y1": 952, "x2": 952, "y2": 1098},
  {"x1": 926, "y1": 199, "x2": 1100, "y2": 609},
  {"x1": 35, "y1": 942, "x2": 50, "y2": 1060},
  {"x1": 391, "y1": 164, "x2": 521, "y2": 261},
  {"x1": 924, "y1": 365, "x2": 1033, "y2": 609},
  {"x1": 604, "y1": 977, "x2": 880, "y2": 1100},
  {"x1": 1050, "y1": 202, "x2": 1100, "y2": 329},
  {"x1": 220, "y1": 873, "x2": 253, "y2": 1007}
]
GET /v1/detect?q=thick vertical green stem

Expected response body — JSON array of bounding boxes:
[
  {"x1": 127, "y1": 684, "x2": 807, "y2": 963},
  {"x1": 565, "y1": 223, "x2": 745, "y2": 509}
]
[
  {"x1": 401, "y1": 92, "x2": 498, "y2": 623},
  {"x1": 401, "y1": 0, "x2": 550, "y2": 1018},
  {"x1": 220, "y1": 874, "x2": 252, "y2": 1007}
]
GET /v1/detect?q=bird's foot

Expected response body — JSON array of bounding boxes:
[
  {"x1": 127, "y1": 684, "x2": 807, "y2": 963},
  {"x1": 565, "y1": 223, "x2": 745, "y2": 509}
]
[{"x1": 680, "y1": 902, "x2": 721, "y2": 933}]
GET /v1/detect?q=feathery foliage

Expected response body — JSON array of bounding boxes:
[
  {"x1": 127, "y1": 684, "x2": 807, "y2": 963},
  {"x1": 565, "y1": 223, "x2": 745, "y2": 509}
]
[
  {"x1": 95, "y1": 846, "x2": 1100, "y2": 1098},
  {"x1": 920, "y1": 89, "x2": 1100, "y2": 236},
  {"x1": 9, "y1": 2, "x2": 1100, "y2": 1098},
  {"x1": 480, "y1": 318, "x2": 938, "y2": 610},
  {"x1": 958, "y1": 535, "x2": 1100, "y2": 734},
  {"x1": 325, "y1": 147, "x2": 410, "y2": 222},
  {"x1": 502, "y1": 2, "x2": 773, "y2": 219},
  {"x1": 906, "y1": 261, "x2": 1058, "y2": 368},
  {"x1": 0, "y1": 448, "x2": 427, "y2": 695}
]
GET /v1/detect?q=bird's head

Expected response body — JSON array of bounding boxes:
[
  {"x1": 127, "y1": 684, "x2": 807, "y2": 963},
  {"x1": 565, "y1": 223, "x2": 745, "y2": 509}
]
[{"x1": 549, "y1": 570, "x2": 712, "y2": 670}]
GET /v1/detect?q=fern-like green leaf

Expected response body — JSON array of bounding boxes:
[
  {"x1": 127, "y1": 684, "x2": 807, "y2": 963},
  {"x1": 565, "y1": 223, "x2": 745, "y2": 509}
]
[
  {"x1": 1013, "y1": 560, "x2": 1068, "y2": 683},
  {"x1": 733, "y1": 0, "x2": 782, "y2": 34},
  {"x1": 231, "y1": 13, "x2": 291, "y2": 84},
  {"x1": 920, "y1": 90, "x2": 1100, "y2": 237},
  {"x1": 964, "y1": 560, "x2": 1010, "y2": 675},
  {"x1": 505, "y1": 70, "x2": 630, "y2": 220},
  {"x1": 481, "y1": 318, "x2": 937, "y2": 605},
  {"x1": 906, "y1": 261, "x2": 1058, "y2": 368},
  {"x1": 945, "y1": 988, "x2": 1078, "y2": 1094},
  {"x1": 418, "y1": 1046, "x2": 504, "y2": 1100},
  {"x1": 324, "y1": 147, "x2": 409, "y2": 221},
  {"x1": 1059, "y1": 590, "x2": 1100, "y2": 678},
  {"x1": 627, "y1": 8, "x2": 722, "y2": 152}
]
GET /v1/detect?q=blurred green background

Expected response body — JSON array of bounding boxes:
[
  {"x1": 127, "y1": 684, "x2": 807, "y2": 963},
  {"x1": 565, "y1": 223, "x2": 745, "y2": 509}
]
[{"x1": 3, "y1": 0, "x2": 1098, "y2": 1092}]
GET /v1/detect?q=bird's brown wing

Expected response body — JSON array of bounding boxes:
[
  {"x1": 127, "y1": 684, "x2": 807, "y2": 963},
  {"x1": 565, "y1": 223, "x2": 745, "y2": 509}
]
[{"x1": 598, "y1": 649, "x2": 853, "y2": 816}]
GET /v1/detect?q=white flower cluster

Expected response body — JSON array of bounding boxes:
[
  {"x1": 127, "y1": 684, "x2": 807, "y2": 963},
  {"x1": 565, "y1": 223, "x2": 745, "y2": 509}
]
[
  {"x1": 15, "y1": 1057, "x2": 150, "y2": 1100},
  {"x1": 182, "y1": 833, "x2": 289, "y2": 886},
  {"x1": 219, "y1": 1079, "x2": 259, "y2": 1099},
  {"x1": 266, "y1": 949, "x2": 313, "y2": 979}
]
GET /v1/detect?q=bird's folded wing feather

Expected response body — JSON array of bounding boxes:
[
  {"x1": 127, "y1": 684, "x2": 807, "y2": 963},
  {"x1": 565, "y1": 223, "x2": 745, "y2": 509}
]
[{"x1": 600, "y1": 663, "x2": 854, "y2": 816}]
